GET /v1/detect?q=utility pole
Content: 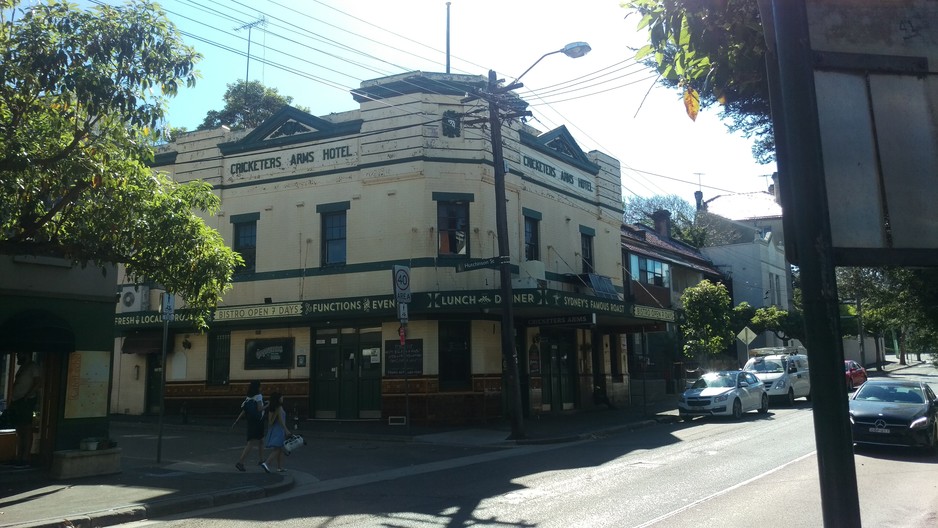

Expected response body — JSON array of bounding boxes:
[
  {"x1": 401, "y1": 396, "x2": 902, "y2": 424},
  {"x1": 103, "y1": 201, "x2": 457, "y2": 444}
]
[
  {"x1": 461, "y1": 72, "x2": 531, "y2": 439},
  {"x1": 235, "y1": 17, "x2": 266, "y2": 83},
  {"x1": 486, "y1": 70, "x2": 527, "y2": 440}
]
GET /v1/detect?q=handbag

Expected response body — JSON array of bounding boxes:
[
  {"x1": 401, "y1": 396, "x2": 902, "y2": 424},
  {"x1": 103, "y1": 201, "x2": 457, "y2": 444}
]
[{"x1": 283, "y1": 433, "x2": 305, "y2": 455}]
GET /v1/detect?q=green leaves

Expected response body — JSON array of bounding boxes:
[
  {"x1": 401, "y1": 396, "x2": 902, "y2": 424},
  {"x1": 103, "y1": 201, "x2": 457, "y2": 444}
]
[
  {"x1": 0, "y1": 0, "x2": 235, "y2": 328},
  {"x1": 680, "y1": 279, "x2": 734, "y2": 358},
  {"x1": 624, "y1": 0, "x2": 775, "y2": 157}
]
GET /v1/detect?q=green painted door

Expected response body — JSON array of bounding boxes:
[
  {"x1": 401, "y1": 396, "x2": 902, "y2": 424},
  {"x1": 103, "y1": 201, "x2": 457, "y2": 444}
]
[
  {"x1": 311, "y1": 328, "x2": 383, "y2": 419},
  {"x1": 358, "y1": 330, "x2": 382, "y2": 418},
  {"x1": 541, "y1": 330, "x2": 577, "y2": 411},
  {"x1": 338, "y1": 341, "x2": 359, "y2": 419},
  {"x1": 312, "y1": 341, "x2": 340, "y2": 419}
]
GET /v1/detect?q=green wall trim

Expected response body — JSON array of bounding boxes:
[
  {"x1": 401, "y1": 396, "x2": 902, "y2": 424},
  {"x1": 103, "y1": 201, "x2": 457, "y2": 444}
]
[
  {"x1": 579, "y1": 225, "x2": 596, "y2": 236},
  {"x1": 432, "y1": 192, "x2": 474, "y2": 202},
  {"x1": 316, "y1": 201, "x2": 351, "y2": 213},
  {"x1": 522, "y1": 207, "x2": 542, "y2": 220},
  {"x1": 230, "y1": 212, "x2": 260, "y2": 224}
]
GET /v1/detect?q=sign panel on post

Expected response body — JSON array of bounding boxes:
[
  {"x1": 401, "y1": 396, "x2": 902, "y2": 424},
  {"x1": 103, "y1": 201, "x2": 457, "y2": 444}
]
[
  {"x1": 161, "y1": 293, "x2": 175, "y2": 322},
  {"x1": 393, "y1": 265, "x2": 411, "y2": 303},
  {"x1": 397, "y1": 302, "x2": 408, "y2": 323}
]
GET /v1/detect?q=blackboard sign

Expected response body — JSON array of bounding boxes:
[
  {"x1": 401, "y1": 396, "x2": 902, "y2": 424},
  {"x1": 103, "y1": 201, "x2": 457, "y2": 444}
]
[
  {"x1": 244, "y1": 338, "x2": 294, "y2": 369},
  {"x1": 384, "y1": 339, "x2": 423, "y2": 377}
]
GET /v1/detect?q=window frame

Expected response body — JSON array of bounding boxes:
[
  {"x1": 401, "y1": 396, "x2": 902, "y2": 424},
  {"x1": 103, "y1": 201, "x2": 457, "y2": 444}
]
[
  {"x1": 433, "y1": 193, "x2": 473, "y2": 258},
  {"x1": 230, "y1": 212, "x2": 259, "y2": 274},
  {"x1": 579, "y1": 226, "x2": 595, "y2": 274},
  {"x1": 317, "y1": 202, "x2": 350, "y2": 267},
  {"x1": 524, "y1": 215, "x2": 540, "y2": 261}
]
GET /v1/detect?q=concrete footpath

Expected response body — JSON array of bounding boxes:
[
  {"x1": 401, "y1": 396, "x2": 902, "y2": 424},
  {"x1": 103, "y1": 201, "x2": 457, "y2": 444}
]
[
  {"x1": 0, "y1": 397, "x2": 681, "y2": 528},
  {"x1": 0, "y1": 355, "x2": 930, "y2": 528}
]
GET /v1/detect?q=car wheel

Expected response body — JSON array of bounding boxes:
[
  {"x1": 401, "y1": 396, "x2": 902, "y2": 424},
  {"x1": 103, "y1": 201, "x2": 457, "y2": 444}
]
[
  {"x1": 759, "y1": 393, "x2": 769, "y2": 414},
  {"x1": 732, "y1": 398, "x2": 743, "y2": 419},
  {"x1": 786, "y1": 389, "x2": 795, "y2": 406}
]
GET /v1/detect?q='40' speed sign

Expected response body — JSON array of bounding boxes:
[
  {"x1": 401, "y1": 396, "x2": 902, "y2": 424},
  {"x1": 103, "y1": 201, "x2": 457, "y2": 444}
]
[{"x1": 393, "y1": 265, "x2": 411, "y2": 303}]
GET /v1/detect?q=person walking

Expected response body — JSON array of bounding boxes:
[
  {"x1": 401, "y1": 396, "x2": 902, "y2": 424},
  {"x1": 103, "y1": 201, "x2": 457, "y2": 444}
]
[
  {"x1": 260, "y1": 392, "x2": 291, "y2": 473},
  {"x1": 10, "y1": 351, "x2": 41, "y2": 469},
  {"x1": 231, "y1": 380, "x2": 265, "y2": 472}
]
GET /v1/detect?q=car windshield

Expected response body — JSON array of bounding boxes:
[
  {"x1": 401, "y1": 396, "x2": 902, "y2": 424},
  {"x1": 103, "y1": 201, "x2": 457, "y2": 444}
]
[
  {"x1": 854, "y1": 384, "x2": 925, "y2": 404},
  {"x1": 692, "y1": 373, "x2": 736, "y2": 389},
  {"x1": 744, "y1": 357, "x2": 784, "y2": 373}
]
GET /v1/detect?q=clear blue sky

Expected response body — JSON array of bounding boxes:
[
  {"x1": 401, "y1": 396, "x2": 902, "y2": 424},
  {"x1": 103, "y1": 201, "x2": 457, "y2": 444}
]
[{"x1": 103, "y1": 0, "x2": 778, "y2": 202}]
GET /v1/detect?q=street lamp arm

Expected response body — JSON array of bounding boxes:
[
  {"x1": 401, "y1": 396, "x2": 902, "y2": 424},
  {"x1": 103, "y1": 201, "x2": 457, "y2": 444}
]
[
  {"x1": 512, "y1": 50, "x2": 561, "y2": 85},
  {"x1": 511, "y1": 42, "x2": 592, "y2": 85}
]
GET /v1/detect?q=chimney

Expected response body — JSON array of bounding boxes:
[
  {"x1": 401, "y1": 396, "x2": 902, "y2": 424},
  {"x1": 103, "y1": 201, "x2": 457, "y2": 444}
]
[
  {"x1": 694, "y1": 190, "x2": 704, "y2": 211},
  {"x1": 650, "y1": 209, "x2": 672, "y2": 239}
]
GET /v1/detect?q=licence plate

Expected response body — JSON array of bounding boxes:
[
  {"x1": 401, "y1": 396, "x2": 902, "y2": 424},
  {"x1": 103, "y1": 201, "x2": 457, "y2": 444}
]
[{"x1": 868, "y1": 427, "x2": 891, "y2": 434}]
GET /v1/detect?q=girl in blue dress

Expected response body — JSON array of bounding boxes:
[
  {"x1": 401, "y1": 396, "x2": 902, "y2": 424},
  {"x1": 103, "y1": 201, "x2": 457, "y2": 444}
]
[{"x1": 260, "y1": 392, "x2": 291, "y2": 472}]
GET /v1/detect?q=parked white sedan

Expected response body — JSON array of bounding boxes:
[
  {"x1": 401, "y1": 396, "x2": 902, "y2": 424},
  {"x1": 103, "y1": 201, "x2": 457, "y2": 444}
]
[{"x1": 678, "y1": 370, "x2": 769, "y2": 421}]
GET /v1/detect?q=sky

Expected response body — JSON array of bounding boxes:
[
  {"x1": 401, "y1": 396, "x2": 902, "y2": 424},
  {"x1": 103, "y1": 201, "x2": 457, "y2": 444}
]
[{"x1": 126, "y1": 0, "x2": 778, "y2": 203}]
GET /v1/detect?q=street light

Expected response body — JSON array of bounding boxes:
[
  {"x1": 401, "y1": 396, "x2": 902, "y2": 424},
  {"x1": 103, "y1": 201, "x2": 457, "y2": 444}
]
[
  {"x1": 485, "y1": 42, "x2": 590, "y2": 440},
  {"x1": 512, "y1": 42, "x2": 592, "y2": 84}
]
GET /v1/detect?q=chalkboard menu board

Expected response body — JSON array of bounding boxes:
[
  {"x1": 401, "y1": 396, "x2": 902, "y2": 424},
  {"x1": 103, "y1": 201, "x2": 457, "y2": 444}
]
[
  {"x1": 244, "y1": 338, "x2": 294, "y2": 369},
  {"x1": 384, "y1": 339, "x2": 423, "y2": 377}
]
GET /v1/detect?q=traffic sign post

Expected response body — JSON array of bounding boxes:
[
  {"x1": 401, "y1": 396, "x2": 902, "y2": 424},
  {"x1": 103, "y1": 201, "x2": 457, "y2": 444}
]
[
  {"x1": 393, "y1": 265, "x2": 411, "y2": 303},
  {"x1": 397, "y1": 302, "x2": 408, "y2": 324}
]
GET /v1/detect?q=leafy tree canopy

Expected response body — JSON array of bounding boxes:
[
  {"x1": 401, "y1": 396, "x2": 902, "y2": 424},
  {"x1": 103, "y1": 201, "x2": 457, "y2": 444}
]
[
  {"x1": 623, "y1": 194, "x2": 695, "y2": 226},
  {"x1": 680, "y1": 279, "x2": 734, "y2": 358},
  {"x1": 0, "y1": 0, "x2": 240, "y2": 328},
  {"x1": 626, "y1": 0, "x2": 775, "y2": 164},
  {"x1": 197, "y1": 80, "x2": 308, "y2": 131}
]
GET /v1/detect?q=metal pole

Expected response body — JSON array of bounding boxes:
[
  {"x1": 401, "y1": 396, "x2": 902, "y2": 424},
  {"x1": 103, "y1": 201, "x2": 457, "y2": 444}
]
[
  {"x1": 156, "y1": 312, "x2": 169, "y2": 463},
  {"x1": 488, "y1": 70, "x2": 525, "y2": 440},
  {"x1": 760, "y1": 1, "x2": 861, "y2": 525},
  {"x1": 445, "y1": 2, "x2": 451, "y2": 74}
]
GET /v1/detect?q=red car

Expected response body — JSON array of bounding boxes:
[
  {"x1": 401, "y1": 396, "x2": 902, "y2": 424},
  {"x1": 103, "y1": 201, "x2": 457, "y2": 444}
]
[{"x1": 844, "y1": 360, "x2": 868, "y2": 391}]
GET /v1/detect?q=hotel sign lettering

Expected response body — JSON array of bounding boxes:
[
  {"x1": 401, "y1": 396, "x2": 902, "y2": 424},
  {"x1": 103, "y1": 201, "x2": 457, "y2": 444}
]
[
  {"x1": 632, "y1": 305, "x2": 676, "y2": 322},
  {"x1": 214, "y1": 302, "x2": 304, "y2": 322},
  {"x1": 115, "y1": 290, "x2": 632, "y2": 328},
  {"x1": 227, "y1": 143, "x2": 355, "y2": 181},
  {"x1": 521, "y1": 155, "x2": 594, "y2": 194}
]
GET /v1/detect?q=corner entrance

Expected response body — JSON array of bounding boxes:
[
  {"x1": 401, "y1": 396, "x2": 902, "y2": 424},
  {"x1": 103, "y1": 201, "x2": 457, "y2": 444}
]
[
  {"x1": 538, "y1": 329, "x2": 578, "y2": 412},
  {"x1": 310, "y1": 327, "x2": 382, "y2": 419}
]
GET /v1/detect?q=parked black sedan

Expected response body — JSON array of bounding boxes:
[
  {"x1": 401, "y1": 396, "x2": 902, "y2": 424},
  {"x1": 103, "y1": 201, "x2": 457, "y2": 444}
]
[{"x1": 849, "y1": 379, "x2": 938, "y2": 452}]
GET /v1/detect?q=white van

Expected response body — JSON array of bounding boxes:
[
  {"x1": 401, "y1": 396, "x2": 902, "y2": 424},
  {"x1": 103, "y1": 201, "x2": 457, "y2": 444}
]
[{"x1": 743, "y1": 353, "x2": 811, "y2": 405}]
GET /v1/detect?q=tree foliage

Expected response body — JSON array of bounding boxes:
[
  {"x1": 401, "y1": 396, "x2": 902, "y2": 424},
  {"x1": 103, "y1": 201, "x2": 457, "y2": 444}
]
[
  {"x1": 840, "y1": 267, "x2": 938, "y2": 365},
  {"x1": 623, "y1": 194, "x2": 695, "y2": 226},
  {"x1": 197, "y1": 80, "x2": 306, "y2": 131},
  {"x1": 0, "y1": 0, "x2": 240, "y2": 328},
  {"x1": 680, "y1": 279, "x2": 734, "y2": 358},
  {"x1": 626, "y1": 0, "x2": 775, "y2": 163}
]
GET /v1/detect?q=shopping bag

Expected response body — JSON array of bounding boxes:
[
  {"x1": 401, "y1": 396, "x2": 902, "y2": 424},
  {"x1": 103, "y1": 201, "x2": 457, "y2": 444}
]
[{"x1": 283, "y1": 433, "x2": 306, "y2": 455}]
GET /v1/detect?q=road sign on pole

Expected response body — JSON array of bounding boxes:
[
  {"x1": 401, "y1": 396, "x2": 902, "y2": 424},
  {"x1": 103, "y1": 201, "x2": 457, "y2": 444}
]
[
  {"x1": 398, "y1": 302, "x2": 409, "y2": 323},
  {"x1": 393, "y1": 265, "x2": 411, "y2": 303},
  {"x1": 161, "y1": 293, "x2": 175, "y2": 322}
]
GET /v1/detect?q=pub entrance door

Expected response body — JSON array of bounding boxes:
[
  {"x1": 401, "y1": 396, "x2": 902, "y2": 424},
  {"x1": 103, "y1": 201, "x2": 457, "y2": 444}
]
[
  {"x1": 539, "y1": 329, "x2": 577, "y2": 412},
  {"x1": 310, "y1": 327, "x2": 382, "y2": 419}
]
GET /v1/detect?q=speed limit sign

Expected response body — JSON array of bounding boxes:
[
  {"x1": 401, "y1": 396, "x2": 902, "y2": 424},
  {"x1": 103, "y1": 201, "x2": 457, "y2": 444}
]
[{"x1": 393, "y1": 265, "x2": 411, "y2": 303}]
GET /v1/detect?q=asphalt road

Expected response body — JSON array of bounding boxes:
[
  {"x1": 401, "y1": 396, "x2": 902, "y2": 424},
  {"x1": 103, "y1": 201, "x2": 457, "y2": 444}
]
[{"x1": 130, "y1": 364, "x2": 938, "y2": 528}]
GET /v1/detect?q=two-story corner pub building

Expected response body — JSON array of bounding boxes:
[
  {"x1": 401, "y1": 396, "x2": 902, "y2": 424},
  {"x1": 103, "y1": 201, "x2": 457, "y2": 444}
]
[{"x1": 110, "y1": 72, "x2": 678, "y2": 425}]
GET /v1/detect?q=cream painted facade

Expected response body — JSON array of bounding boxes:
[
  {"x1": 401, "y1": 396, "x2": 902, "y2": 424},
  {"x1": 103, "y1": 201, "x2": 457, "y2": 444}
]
[{"x1": 111, "y1": 72, "x2": 675, "y2": 424}]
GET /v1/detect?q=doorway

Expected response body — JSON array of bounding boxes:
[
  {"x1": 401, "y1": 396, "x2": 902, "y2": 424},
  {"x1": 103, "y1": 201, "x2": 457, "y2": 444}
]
[
  {"x1": 539, "y1": 329, "x2": 577, "y2": 412},
  {"x1": 310, "y1": 327, "x2": 382, "y2": 419}
]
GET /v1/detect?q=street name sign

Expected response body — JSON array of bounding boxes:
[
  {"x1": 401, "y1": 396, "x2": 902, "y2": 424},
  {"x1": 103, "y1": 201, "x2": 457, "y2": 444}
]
[{"x1": 456, "y1": 255, "x2": 509, "y2": 273}]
